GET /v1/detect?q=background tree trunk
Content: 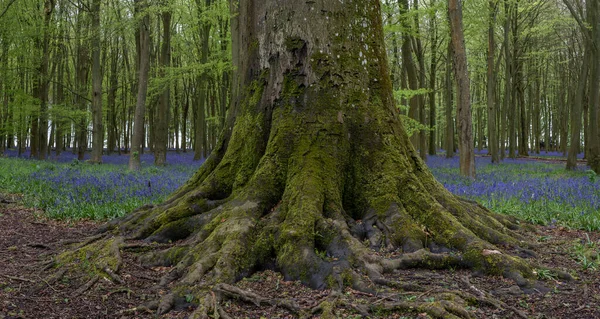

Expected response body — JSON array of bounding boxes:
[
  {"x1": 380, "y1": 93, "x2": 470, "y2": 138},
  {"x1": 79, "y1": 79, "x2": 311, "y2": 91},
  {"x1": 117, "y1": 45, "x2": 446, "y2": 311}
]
[
  {"x1": 154, "y1": 5, "x2": 172, "y2": 166},
  {"x1": 128, "y1": 0, "x2": 151, "y2": 171},
  {"x1": 448, "y1": 0, "x2": 475, "y2": 178},
  {"x1": 90, "y1": 0, "x2": 103, "y2": 163},
  {"x1": 566, "y1": 42, "x2": 589, "y2": 170},
  {"x1": 445, "y1": 43, "x2": 454, "y2": 158},
  {"x1": 487, "y1": 0, "x2": 499, "y2": 163}
]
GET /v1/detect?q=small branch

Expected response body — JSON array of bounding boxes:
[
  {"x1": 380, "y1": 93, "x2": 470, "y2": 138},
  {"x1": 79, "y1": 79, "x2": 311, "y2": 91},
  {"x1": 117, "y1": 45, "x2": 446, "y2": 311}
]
[{"x1": 1, "y1": 274, "x2": 36, "y2": 283}]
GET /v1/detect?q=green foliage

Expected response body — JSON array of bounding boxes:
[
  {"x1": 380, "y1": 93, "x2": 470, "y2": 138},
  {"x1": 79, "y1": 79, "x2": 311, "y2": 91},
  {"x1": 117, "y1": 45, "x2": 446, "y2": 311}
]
[
  {"x1": 393, "y1": 88, "x2": 433, "y2": 137},
  {"x1": 571, "y1": 235, "x2": 600, "y2": 271}
]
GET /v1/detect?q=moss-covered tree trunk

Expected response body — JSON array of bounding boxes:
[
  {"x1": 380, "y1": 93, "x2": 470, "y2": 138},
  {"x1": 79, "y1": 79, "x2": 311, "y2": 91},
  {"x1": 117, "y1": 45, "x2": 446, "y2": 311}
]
[{"x1": 58, "y1": 0, "x2": 549, "y2": 317}]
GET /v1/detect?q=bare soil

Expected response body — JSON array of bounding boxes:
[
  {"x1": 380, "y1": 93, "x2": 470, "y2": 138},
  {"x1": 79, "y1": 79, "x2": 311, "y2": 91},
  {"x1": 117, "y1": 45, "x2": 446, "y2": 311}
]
[{"x1": 1, "y1": 195, "x2": 599, "y2": 319}]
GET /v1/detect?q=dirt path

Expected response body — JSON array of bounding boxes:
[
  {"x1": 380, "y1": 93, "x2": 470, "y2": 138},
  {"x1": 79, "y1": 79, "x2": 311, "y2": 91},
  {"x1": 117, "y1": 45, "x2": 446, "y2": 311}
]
[{"x1": 1, "y1": 196, "x2": 600, "y2": 318}]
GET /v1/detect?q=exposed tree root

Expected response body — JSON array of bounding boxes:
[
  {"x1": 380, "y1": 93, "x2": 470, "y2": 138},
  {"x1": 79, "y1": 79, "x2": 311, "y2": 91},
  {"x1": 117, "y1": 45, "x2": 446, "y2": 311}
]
[
  {"x1": 214, "y1": 283, "x2": 301, "y2": 313},
  {"x1": 50, "y1": 181, "x2": 565, "y2": 318},
  {"x1": 72, "y1": 275, "x2": 99, "y2": 297},
  {"x1": 50, "y1": 63, "x2": 566, "y2": 318}
]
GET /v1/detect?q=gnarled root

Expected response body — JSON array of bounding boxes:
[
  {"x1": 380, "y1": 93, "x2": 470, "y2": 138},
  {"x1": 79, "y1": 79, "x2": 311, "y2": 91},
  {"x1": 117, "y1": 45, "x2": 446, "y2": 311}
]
[{"x1": 49, "y1": 118, "x2": 562, "y2": 319}]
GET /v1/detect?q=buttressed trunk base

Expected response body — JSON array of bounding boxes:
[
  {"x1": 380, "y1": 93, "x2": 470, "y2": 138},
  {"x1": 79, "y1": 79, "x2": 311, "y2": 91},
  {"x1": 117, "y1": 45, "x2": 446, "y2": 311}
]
[{"x1": 55, "y1": 1, "x2": 557, "y2": 318}]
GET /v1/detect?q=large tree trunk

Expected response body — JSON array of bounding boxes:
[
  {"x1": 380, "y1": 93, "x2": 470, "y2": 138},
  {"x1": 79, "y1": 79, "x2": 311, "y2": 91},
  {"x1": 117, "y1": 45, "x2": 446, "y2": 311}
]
[{"x1": 58, "y1": 1, "x2": 541, "y2": 317}]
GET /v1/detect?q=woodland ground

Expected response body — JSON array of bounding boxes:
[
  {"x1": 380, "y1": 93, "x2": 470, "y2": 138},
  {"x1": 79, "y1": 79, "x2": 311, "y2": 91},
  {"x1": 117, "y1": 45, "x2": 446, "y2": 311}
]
[{"x1": 1, "y1": 151, "x2": 599, "y2": 318}]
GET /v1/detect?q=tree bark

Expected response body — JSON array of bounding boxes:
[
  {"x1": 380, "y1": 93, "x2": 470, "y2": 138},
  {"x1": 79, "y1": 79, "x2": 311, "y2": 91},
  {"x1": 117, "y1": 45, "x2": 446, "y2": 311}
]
[
  {"x1": 448, "y1": 0, "x2": 475, "y2": 178},
  {"x1": 586, "y1": 0, "x2": 600, "y2": 173},
  {"x1": 487, "y1": 0, "x2": 499, "y2": 163},
  {"x1": 428, "y1": 4, "x2": 438, "y2": 156},
  {"x1": 90, "y1": 0, "x2": 103, "y2": 163},
  {"x1": 445, "y1": 43, "x2": 454, "y2": 158},
  {"x1": 154, "y1": 5, "x2": 172, "y2": 166},
  {"x1": 128, "y1": 0, "x2": 151, "y2": 170},
  {"x1": 567, "y1": 42, "x2": 589, "y2": 170}
]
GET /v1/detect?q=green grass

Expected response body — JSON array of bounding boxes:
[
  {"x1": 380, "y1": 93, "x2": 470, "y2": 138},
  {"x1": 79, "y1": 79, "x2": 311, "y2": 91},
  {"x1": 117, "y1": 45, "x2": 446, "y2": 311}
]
[{"x1": 0, "y1": 157, "x2": 198, "y2": 220}]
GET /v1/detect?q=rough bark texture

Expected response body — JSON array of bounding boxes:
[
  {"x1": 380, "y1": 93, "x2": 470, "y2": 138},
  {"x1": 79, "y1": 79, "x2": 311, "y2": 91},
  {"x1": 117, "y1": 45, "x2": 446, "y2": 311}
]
[
  {"x1": 448, "y1": 0, "x2": 475, "y2": 178},
  {"x1": 57, "y1": 1, "x2": 543, "y2": 317}
]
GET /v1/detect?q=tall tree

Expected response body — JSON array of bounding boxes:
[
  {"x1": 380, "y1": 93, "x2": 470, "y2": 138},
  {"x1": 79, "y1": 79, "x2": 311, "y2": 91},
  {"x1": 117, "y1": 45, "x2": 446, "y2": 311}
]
[
  {"x1": 34, "y1": 0, "x2": 55, "y2": 160},
  {"x1": 129, "y1": 0, "x2": 151, "y2": 170},
  {"x1": 448, "y1": 0, "x2": 475, "y2": 178},
  {"x1": 193, "y1": 0, "x2": 212, "y2": 161},
  {"x1": 154, "y1": 2, "x2": 172, "y2": 166},
  {"x1": 487, "y1": 0, "x2": 499, "y2": 163},
  {"x1": 428, "y1": 0, "x2": 438, "y2": 156},
  {"x1": 90, "y1": 0, "x2": 103, "y2": 163},
  {"x1": 62, "y1": 1, "x2": 539, "y2": 317},
  {"x1": 445, "y1": 43, "x2": 455, "y2": 158}
]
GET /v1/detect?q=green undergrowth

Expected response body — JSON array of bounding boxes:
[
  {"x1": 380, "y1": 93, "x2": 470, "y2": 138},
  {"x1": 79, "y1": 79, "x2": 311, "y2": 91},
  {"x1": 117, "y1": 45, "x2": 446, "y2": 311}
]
[
  {"x1": 0, "y1": 157, "x2": 198, "y2": 220},
  {"x1": 430, "y1": 157, "x2": 600, "y2": 232},
  {"x1": 1, "y1": 154, "x2": 598, "y2": 235}
]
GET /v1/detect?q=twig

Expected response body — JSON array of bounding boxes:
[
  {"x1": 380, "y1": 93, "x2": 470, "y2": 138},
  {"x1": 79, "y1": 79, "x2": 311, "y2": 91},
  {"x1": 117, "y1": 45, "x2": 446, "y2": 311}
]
[
  {"x1": 41, "y1": 277, "x2": 59, "y2": 292},
  {"x1": 1, "y1": 274, "x2": 36, "y2": 283}
]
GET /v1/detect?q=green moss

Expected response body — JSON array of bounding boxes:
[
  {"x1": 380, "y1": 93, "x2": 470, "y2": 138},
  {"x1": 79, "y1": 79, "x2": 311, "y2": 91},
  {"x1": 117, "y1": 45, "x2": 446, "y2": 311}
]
[
  {"x1": 57, "y1": 237, "x2": 122, "y2": 277},
  {"x1": 284, "y1": 37, "x2": 305, "y2": 51},
  {"x1": 319, "y1": 300, "x2": 336, "y2": 319}
]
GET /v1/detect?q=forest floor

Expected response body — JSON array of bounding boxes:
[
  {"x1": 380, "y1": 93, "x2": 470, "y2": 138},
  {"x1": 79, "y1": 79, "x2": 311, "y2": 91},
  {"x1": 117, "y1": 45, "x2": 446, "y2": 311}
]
[{"x1": 2, "y1": 194, "x2": 600, "y2": 319}]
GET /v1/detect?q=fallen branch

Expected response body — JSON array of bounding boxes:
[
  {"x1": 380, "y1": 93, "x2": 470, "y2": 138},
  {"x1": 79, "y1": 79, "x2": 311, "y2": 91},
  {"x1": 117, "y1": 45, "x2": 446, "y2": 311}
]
[{"x1": 1, "y1": 274, "x2": 36, "y2": 283}]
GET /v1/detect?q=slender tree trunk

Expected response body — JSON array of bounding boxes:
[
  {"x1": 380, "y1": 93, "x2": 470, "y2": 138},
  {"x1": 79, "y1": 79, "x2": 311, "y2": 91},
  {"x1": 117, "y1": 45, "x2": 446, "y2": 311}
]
[
  {"x1": 129, "y1": 0, "x2": 151, "y2": 170},
  {"x1": 487, "y1": 0, "x2": 499, "y2": 163},
  {"x1": 428, "y1": 6, "x2": 438, "y2": 156},
  {"x1": 504, "y1": 0, "x2": 516, "y2": 159},
  {"x1": 193, "y1": 0, "x2": 212, "y2": 161},
  {"x1": 155, "y1": 6, "x2": 172, "y2": 166},
  {"x1": 567, "y1": 42, "x2": 589, "y2": 170},
  {"x1": 588, "y1": 0, "x2": 600, "y2": 173},
  {"x1": 398, "y1": 0, "x2": 421, "y2": 149},
  {"x1": 75, "y1": 2, "x2": 90, "y2": 161},
  {"x1": 448, "y1": 0, "x2": 475, "y2": 178},
  {"x1": 107, "y1": 40, "x2": 119, "y2": 155},
  {"x1": 445, "y1": 43, "x2": 454, "y2": 158},
  {"x1": 90, "y1": 0, "x2": 103, "y2": 163},
  {"x1": 182, "y1": 81, "x2": 189, "y2": 153}
]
